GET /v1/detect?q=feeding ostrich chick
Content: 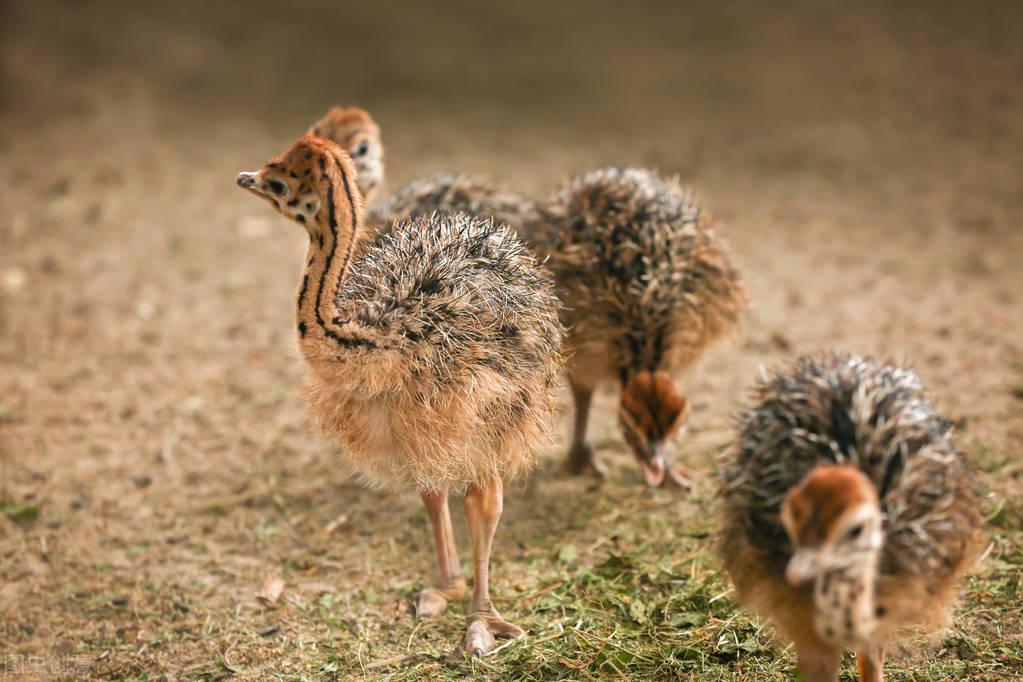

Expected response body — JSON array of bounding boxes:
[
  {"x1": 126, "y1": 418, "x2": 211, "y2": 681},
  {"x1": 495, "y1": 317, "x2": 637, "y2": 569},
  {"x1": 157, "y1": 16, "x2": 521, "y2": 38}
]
[
  {"x1": 719, "y1": 354, "x2": 984, "y2": 681},
  {"x1": 536, "y1": 167, "x2": 747, "y2": 487}
]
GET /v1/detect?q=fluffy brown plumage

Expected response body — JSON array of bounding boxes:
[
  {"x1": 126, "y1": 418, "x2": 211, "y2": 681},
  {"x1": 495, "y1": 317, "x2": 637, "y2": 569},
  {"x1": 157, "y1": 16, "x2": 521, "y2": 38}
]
[
  {"x1": 718, "y1": 353, "x2": 984, "y2": 681},
  {"x1": 310, "y1": 210, "x2": 563, "y2": 491},
  {"x1": 236, "y1": 135, "x2": 563, "y2": 654},
  {"x1": 534, "y1": 167, "x2": 747, "y2": 485}
]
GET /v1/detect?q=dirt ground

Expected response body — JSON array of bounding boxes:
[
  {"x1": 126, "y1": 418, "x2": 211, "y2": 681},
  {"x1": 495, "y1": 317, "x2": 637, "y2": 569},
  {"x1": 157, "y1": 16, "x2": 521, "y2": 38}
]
[{"x1": 1, "y1": 1, "x2": 1021, "y2": 680}]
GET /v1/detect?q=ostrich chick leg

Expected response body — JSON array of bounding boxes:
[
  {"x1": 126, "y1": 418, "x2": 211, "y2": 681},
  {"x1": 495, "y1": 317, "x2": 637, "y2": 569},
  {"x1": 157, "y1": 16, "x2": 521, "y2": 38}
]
[
  {"x1": 416, "y1": 490, "x2": 467, "y2": 619},
  {"x1": 564, "y1": 380, "x2": 607, "y2": 478},
  {"x1": 857, "y1": 644, "x2": 886, "y2": 682},
  {"x1": 463, "y1": 478, "x2": 523, "y2": 656},
  {"x1": 797, "y1": 642, "x2": 842, "y2": 682}
]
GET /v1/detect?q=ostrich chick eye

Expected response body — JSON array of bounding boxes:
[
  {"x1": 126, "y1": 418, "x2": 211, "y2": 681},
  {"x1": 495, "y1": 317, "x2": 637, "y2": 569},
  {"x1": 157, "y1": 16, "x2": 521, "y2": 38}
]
[
  {"x1": 267, "y1": 179, "x2": 287, "y2": 196},
  {"x1": 843, "y1": 524, "x2": 864, "y2": 541},
  {"x1": 354, "y1": 140, "x2": 370, "y2": 157}
]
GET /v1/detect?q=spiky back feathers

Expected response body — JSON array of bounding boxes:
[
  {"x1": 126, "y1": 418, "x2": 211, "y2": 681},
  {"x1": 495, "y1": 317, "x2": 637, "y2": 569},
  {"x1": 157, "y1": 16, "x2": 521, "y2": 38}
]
[
  {"x1": 334, "y1": 211, "x2": 562, "y2": 391},
  {"x1": 720, "y1": 353, "x2": 982, "y2": 584},
  {"x1": 537, "y1": 167, "x2": 746, "y2": 374}
]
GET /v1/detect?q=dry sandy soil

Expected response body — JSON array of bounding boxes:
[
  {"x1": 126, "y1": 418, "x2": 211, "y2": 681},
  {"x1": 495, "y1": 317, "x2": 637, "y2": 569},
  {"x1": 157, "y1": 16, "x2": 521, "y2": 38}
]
[{"x1": 1, "y1": 1, "x2": 1021, "y2": 680}]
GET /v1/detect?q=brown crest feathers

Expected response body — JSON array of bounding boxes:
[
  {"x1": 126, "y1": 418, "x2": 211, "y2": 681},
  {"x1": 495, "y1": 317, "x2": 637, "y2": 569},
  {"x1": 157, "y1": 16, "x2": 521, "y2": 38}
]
[
  {"x1": 784, "y1": 465, "x2": 877, "y2": 546},
  {"x1": 620, "y1": 370, "x2": 688, "y2": 441}
]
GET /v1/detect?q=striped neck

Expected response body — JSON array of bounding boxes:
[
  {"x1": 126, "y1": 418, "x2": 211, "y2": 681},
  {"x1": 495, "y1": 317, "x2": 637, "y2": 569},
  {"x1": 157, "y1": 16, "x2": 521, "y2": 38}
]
[{"x1": 295, "y1": 151, "x2": 370, "y2": 358}]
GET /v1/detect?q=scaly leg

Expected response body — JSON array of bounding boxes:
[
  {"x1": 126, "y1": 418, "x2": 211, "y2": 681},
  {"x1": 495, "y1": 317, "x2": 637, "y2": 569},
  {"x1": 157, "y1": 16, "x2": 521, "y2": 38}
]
[
  {"x1": 856, "y1": 643, "x2": 886, "y2": 682},
  {"x1": 564, "y1": 379, "x2": 606, "y2": 478},
  {"x1": 416, "y1": 489, "x2": 467, "y2": 619},
  {"x1": 462, "y1": 478, "x2": 523, "y2": 656}
]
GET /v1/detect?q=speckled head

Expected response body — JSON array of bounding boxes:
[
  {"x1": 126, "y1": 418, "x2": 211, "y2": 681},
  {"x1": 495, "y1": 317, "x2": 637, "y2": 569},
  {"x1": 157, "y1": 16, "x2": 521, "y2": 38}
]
[
  {"x1": 618, "y1": 370, "x2": 689, "y2": 487},
  {"x1": 781, "y1": 464, "x2": 882, "y2": 585},
  {"x1": 308, "y1": 106, "x2": 383, "y2": 202},
  {"x1": 236, "y1": 134, "x2": 362, "y2": 236}
]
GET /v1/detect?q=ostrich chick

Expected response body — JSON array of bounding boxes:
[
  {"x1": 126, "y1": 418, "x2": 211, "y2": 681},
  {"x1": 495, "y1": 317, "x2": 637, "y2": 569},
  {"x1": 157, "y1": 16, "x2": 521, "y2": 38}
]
[
  {"x1": 536, "y1": 167, "x2": 746, "y2": 487},
  {"x1": 718, "y1": 353, "x2": 984, "y2": 681},
  {"x1": 308, "y1": 106, "x2": 384, "y2": 203},
  {"x1": 237, "y1": 136, "x2": 563, "y2": 655}
]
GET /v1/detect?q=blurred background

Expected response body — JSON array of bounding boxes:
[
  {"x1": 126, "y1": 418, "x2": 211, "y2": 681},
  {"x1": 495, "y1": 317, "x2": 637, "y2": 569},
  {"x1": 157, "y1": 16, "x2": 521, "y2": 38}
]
[{"x1": 2, "y1": 1, "x2": 1021, "y2": 679}]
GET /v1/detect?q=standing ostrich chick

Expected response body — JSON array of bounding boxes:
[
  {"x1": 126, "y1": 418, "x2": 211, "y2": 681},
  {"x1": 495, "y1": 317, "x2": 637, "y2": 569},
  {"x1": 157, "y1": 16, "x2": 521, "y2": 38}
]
[
  {"x1": 237, "y1": 136, "x2": 563, "y2": 655},
  {"x1": 536, "y1": 167, "x2": 746, "y2": 487},
  {"x1": 718, "y1": 353, "x2": 984, "y2": 681}
]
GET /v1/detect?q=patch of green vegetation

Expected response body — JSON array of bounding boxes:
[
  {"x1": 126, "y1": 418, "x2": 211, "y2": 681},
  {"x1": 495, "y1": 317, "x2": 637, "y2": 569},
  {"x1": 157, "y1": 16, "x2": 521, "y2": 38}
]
[
  {"x1": 291, "y1": 507, "x2": 1022, "y2": 681},
  {"x1": 1, "y1": 501, "x2": 39, "y2": 522}
]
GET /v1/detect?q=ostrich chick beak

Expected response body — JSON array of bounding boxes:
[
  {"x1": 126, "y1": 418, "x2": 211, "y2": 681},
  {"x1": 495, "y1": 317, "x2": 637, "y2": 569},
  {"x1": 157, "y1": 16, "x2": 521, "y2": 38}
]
[
  {"x1": 641, "y1": 452, "x2": 667, "y2": 487},
  {"x1": 786, "y1": 548, "x2": 824, "y2": 585},
  {"x1": 236, "y1": 171, "x2": 259, "y2": 189},
  {"x1": 640, "y1": 443, "x2": 691, "y2": 489}
]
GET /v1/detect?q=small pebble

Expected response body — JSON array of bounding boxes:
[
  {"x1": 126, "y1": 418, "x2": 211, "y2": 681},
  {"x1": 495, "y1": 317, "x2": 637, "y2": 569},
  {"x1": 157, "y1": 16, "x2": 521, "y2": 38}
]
[
  {"x1": 1, "y1": 268, "x2": 26, "y2": 293},
  {"x1": 181, "y1": 395, "x2": 203, "y2": 413},
  {"x1": 137, "y1": 301, "x2": 156, "y2": 320}
]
